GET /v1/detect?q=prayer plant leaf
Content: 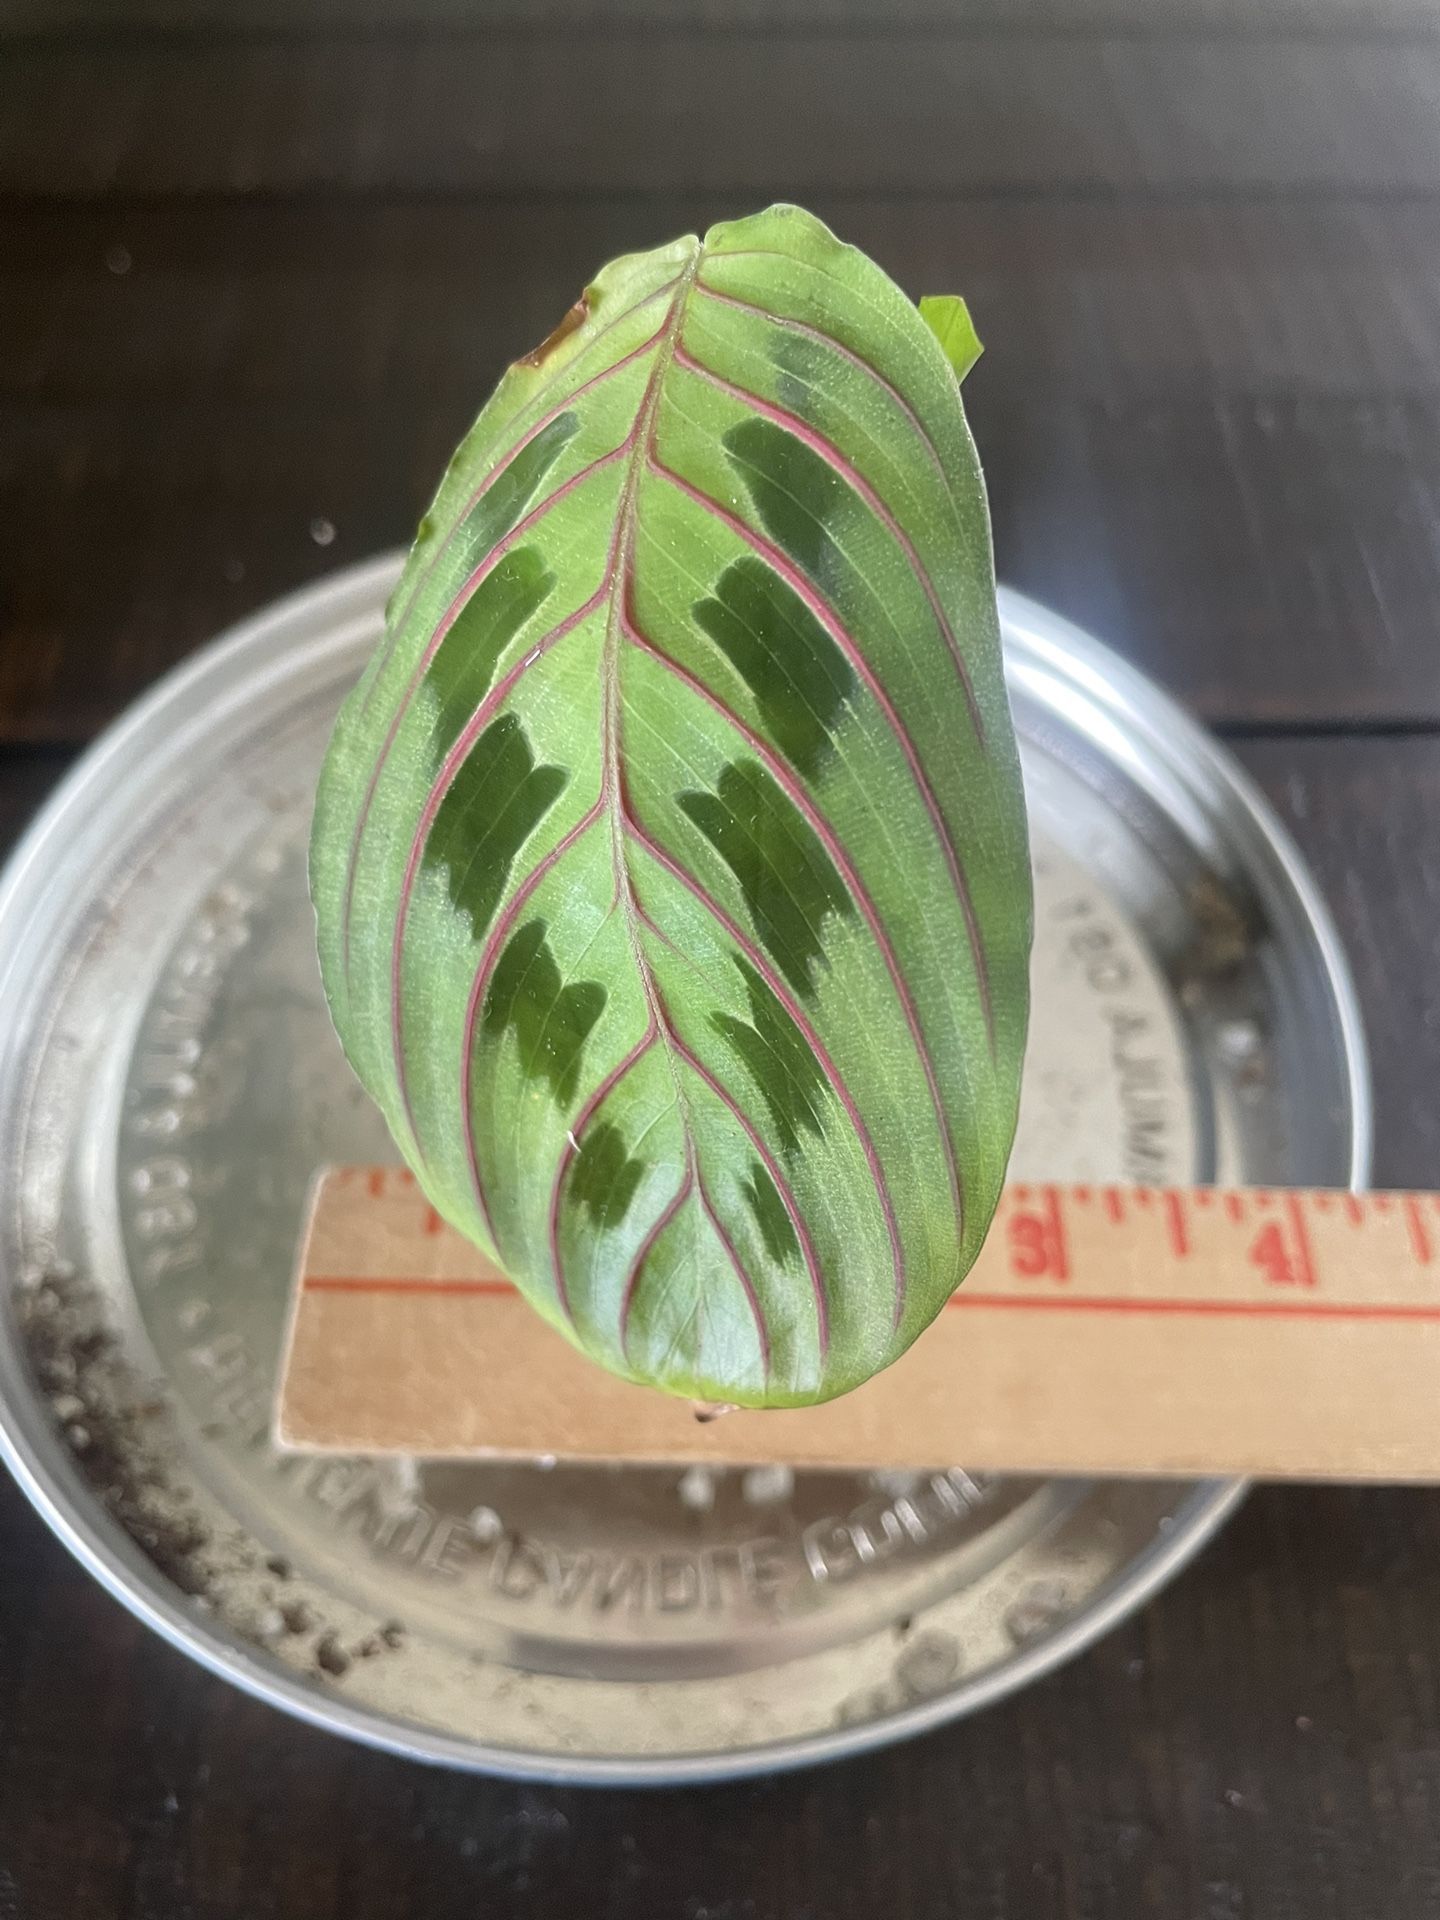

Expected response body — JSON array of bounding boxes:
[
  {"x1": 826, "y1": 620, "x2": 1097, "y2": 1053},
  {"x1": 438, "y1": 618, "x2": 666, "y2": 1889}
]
[{"x1": 311, "y1": 203, "x2": 1031, "y2": 1409}]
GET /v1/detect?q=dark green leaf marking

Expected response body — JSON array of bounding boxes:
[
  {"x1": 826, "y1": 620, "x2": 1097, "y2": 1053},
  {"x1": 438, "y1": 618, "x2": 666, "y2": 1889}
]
[
  {"x1": 425, "y1": 714, "x2": 566, "y2": 944},
  {"x1": 692, "y1": 557, "x2": 854, "y2": 782},
  {"x1": 482, "y1": 918, "x2": 606, "y2": 1107},
  {"x1": 386, "y1": 411, "x2": 578, "y2": 661},
  {"x1": 569, "y1": 1121, "x2": 646, "y2": 1231},
  {"x1": 771, "y1": 330, "x2": 828, "y2": 420},
  {"x1": 450, "y1": 412, "x2": 580, "y2": 583},
  {"x1": 425, "y1": 548, "x2": 553, "y2": 753},
  {"x1": 722, "y1": 417, "x2": 844, "y2": 579},
  {"x1": 679, "y1": 758, "x2": 853, "y2": 1002},
  {"x1": 713, "y1": 954, "x2": 828, "y2": 1155},
  {"x1": 742, "y1": 1159, "x2": 800, "y2": 1269}
]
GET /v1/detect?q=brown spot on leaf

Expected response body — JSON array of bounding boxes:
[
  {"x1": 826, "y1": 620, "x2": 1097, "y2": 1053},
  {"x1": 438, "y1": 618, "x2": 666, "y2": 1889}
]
[{"x1": 519, "y1": 293, "x2": 591, "y2": 368}]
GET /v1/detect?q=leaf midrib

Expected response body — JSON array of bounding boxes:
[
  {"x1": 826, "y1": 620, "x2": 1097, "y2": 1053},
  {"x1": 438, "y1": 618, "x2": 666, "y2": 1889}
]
[{"x1": 593, "y1": 242, "x2": 782, "y2": 1372}]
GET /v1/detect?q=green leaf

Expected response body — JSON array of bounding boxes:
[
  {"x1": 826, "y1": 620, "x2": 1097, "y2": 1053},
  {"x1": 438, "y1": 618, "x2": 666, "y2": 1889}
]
[
  {"x1": 311, "y1": 203, "x2": 1031, "y2": 1409},
  {"x1": 919, "y1": 294, "x2": 983, "y2": 382}
]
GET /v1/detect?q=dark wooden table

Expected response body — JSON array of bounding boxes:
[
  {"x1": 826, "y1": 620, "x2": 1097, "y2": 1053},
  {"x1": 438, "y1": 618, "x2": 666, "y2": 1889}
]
[{"x1": 4, "y1": 3, "x2": 1440, "y2": 1914}]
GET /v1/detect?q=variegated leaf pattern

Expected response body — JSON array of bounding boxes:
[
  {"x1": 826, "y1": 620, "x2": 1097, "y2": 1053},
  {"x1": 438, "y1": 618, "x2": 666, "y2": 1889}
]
[{"x1": 311, "y1": 204, "x2": 1031, "y2": 1408}]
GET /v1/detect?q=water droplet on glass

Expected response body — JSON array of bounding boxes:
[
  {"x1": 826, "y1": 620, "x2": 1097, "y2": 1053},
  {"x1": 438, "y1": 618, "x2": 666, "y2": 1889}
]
[
  {"x1": 1004, "y1": 1577, "x2": 1071, "y2": 1645},
  {"x1": 868, "y1": 1468, "x2": 923, "y2": 1499},
  {"x1": 676, "y1": 1464, "x2": 717, "y2": 1512},
  {"x1": 376, "y1": 1455, "x2": 421, "y2": 1516},
  {"x1": 741, "y1": 1464, "x2": 794, "y2": 1506},
  {"x1": 895, "y1": 1630, "x2": 961, "y2": 1697},
  {"x1": 467, "y1": 1505, "x2": 503, "y2": 1544},
  {"x1": 1217, "y1": 1018, "x2": 1263, "y2": 1067}
]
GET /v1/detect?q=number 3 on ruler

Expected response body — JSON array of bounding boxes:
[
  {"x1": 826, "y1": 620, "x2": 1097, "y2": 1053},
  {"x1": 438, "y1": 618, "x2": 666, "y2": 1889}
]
[{"x1": 1008, "y1": 1203, "x2": 1069, "y2": 1282}]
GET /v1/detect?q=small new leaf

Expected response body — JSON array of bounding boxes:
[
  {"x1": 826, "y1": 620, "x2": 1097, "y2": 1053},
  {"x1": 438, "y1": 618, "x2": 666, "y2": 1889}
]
[{"x1": 918, "y1": 294, "x2": 983, "y2": 382}]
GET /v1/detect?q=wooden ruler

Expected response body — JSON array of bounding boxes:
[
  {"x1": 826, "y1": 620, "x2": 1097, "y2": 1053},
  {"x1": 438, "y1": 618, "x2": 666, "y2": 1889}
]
[{"x1": 278, "y1": 1168, "x2": 1440, "y2": 1479}]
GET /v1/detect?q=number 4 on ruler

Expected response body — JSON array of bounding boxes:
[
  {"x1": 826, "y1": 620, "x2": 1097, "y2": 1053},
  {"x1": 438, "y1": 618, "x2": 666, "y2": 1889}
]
[{"x1": 1248, "y1": 1209, "x2": 1315, "y2": 1288}]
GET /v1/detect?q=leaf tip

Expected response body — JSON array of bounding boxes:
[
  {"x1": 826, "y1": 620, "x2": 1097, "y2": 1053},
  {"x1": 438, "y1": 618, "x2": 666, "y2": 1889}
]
[{"x1": 919, "y1": 294, "x2": 983, "y2": 383}]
